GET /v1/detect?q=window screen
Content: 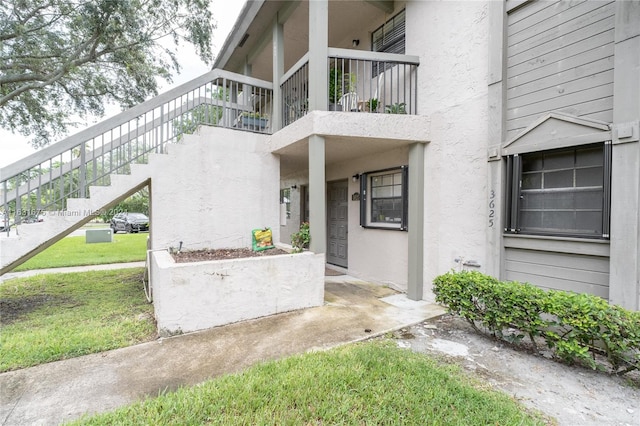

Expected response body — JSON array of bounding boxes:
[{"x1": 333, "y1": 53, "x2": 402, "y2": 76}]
[{"x1": 505, "y1": 143, "x2": 611, "y2": 238}]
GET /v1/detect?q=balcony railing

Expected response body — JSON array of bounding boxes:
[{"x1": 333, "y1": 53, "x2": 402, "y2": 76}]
[
  {"x1": 281, "y1": 54, "x2": 310, "y2": 127},
  {"x1": 1, "y1": 70, "x2": 273, "y2": 233},
  {"x1": 280, "y1": 48, "x2": 419, "y2": 126}
]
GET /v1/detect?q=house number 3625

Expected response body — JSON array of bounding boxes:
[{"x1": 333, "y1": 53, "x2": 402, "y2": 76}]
[{"x1": 488, "y1": 190, "x2": 495, "y2": 227}]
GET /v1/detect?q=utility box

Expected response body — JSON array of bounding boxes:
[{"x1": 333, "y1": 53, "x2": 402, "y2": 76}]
[{"x1": 86, "y1": 228, "x2": 113, "y2": 244}]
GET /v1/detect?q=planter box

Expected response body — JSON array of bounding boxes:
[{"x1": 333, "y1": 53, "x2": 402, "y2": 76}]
[
  {"x1": 150, "y1": 250, "x2": 325, "y2": 335},
  {"x1": 238, "y1": 116, "x2": 268, "y2": 130}
]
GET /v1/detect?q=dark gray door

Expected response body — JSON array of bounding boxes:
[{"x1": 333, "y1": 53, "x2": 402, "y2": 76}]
[{"x1": 327, "y1": 180, "x2": 348, "y2": 267}]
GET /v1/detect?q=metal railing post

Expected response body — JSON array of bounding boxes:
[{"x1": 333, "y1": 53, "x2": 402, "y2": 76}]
[{"x1": 79, "y1": 143, "x2": 86, "y2": 199}]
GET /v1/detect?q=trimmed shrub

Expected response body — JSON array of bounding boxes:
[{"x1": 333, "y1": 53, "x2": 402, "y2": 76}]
[{"x1": 433, "y1": 271, "x2": 640, "y2": 375}]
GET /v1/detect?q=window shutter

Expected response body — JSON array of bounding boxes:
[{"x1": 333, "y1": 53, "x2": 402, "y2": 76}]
[
  {"x1": 359, "y1": 173, "x2": 368, "y2": 227},
  {"x1": 602, "y1": 141, "x2": 612, "y2": 238},
  {"x1": 505, "y1": 154, "x2": 521, "y2": 232},
  {"x1": 401, "y1": 166, "x2": 409, "y2": 230},
  {"x1": 372, "y1": 9, "x2": 406, "y2": 54}
]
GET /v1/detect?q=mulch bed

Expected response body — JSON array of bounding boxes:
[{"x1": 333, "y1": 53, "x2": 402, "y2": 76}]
[{"x1": 172, "y1": 247, "x2": 289, "y2": 263}]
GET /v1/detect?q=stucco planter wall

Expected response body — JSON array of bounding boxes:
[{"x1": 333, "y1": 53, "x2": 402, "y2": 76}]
[{"x1": 151, "y1": 250, "x2": 325, "y2": 335}]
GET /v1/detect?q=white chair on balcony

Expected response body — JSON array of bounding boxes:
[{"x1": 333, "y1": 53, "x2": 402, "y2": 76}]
[
  {"x1": 339, "y1": 91, "x2": 360, "y2": 112},
  {"x1": 370, "y1": 72, "x2": 387, "y2": 113}
]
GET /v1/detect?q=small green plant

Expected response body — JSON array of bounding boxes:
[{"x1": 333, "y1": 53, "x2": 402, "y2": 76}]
[
  {"x1": 347, "y1": 72, "x2": 357, "y2": 93},
  {"x1": 385, "y1": 102, "x2": 406, "y2": 114},
  {"x1": 366, "y1": 98, "x2": 378, "y2": 112},
  {"x1": 291, "y1": 222, "x2": 310, "y2": 253},
  {"x1": 328, "y1": 68, "x2": 343, "y2": 104}
]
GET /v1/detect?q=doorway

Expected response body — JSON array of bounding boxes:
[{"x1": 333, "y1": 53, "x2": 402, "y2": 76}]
[{"x1": 327, "y1": 179, "x2": 348, "y2": 267}]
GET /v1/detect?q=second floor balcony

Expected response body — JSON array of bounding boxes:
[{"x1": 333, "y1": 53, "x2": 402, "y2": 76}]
[
  {"x1": 281, "y1": 48, "x2": 419, "y2": 127},
  {"x1": 213, "y1": 0, "x2": 420, "y2": 131}
]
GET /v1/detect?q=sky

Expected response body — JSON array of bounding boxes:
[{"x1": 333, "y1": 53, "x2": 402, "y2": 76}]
[{"x1": 0, "y1": 0, "x2": 246, "y2": 168}]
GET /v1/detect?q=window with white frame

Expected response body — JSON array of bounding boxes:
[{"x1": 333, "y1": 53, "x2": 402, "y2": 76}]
[
  {"x1": 360, "y1": 166, "x2": 408, "y2": 230},
  {"x1": 505, "y1": 143, "x2": 611, "y2": 238},
  {"x1": 280, "y1": 188, "x2": 291, "y2": 219}
]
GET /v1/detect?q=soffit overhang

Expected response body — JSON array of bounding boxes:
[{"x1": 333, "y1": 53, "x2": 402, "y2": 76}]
[
  {"x1": 213, "y1": 0, "x2": 277, "y2": 72},
  {"x1": 213, "y1": 1, "x2": 395, "y2": 81}
]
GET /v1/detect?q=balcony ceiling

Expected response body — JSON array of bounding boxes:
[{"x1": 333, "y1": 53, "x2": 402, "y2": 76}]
[{"x1": 214, "y1": 0, "x2": 390, "y2": 81}]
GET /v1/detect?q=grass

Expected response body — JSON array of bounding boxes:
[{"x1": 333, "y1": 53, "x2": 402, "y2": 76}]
[
  {"x1": 71, "y1": 341, "x2": 546, "y2": 425},
  {"x1": 2, "y1": 237, "x2": 546, "y2": 425},
  {"x1": 12, "y1": 232, "x2": 148, "y2": 271},
  {"x1": 0, "y1": 268, "x2": 155, "y2": 372},
  {"x1": 1, "y1": 269, "x2": 547, "y2": 425}
]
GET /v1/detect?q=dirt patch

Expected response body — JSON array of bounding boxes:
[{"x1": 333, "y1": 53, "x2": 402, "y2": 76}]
[
  {"x1": 172, "y1": 247, "x2": 289, "y2": 263},
  {"x1": 0, "y1": 294, "x2": 75, "y2": 325},
  {"x1": 387, "y1": 314, "x2": 640, "y2": 426}
]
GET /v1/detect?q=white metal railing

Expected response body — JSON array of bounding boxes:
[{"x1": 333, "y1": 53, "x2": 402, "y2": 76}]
[
  {"x1": 0, "y1": 70, "x2": 273, "y2": 233},
  {"x1": 280, "y1": 48, "x2": 419, "y2": 126}
]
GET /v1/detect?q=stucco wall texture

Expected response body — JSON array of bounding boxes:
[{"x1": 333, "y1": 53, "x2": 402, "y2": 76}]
[
  {"x1": 151, "y1": 250, "x2": 325, "y2": 334},
  {"x1": 149, "y1": 127, "x2": 280, "y2": 253},
  {"x1": 408, "y1": 1, "x2": 490, "y2": 294}
]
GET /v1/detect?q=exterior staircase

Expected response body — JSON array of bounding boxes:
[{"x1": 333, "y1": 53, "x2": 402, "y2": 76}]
[
  {"x1": 0, "y1": 165, "x2": 152, "y2": 275},
  {"x1": 0, "y1": 70, "x2": 273, "y2": 275}
]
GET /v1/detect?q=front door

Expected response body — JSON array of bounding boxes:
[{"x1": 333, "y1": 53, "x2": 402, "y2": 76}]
[{"x1": 327, "y1": 180, "x2": 348, "y2": 267}]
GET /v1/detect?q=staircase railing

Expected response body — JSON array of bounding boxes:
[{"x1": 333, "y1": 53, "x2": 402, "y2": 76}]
[{"x1": 0, "y1": 70, "x2": 273, "y2": 233}]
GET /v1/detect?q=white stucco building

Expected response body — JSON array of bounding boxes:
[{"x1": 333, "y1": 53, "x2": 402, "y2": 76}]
[
  {"x1": 2, "y1": 0, "x2": 639, "y2": 314},
  {"x1": 206, "y1": 0, "x2": 638, "y2": 309}
]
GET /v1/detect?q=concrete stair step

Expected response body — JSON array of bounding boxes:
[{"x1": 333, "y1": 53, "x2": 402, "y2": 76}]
[
  {"x1": 0, "y1": 123, "x2": 220, "y2": 275},
  {"x1": 0, "y1": 162, "x2": 154, "y2": 274}
]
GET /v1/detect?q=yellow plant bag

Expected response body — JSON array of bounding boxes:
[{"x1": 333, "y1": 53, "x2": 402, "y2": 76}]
[{"x1": 252, "y1": 228, "x2": 275, "y2": 251}]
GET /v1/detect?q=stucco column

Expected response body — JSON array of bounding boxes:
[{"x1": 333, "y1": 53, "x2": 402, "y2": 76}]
[
  {"x1": 609, "y1": 0, "x2": 640, "y2": 310},
  {"x1": 271, "y1": 18, "x2": 284, "y2": 132},
  {"x1": 307, "y1": 0, "x2": 328, "y2": 255},
  {"x1": 308, "y1": 135, "x2": 326, "y2": 254},
  {"x1": 407, "y1": 142, "x2": 425, "y2": 300},
  {"x1": 486, "y1": 0, "x2": 507, "y2": 279},
  {"x1": 308, "y1": 0, "x2": 328, "y2": 111}
]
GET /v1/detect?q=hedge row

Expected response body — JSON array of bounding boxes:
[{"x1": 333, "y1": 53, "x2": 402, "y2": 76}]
[{"x1": 432, "y1": 271, "x2": 640, "y2": 375}]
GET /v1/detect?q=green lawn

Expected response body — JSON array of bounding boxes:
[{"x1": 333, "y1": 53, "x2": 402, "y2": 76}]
[
  {"x1": 1, "y1": 268, "x2": 547, "y2": 425},
  {"x1": 13, "y1": 232, "x2": 148, "y2": 271},
  {"x1": 72, "y1": 341, "x2": 546, "y2": 425},
  {"x1": 0, "y1": 268, "x2": 155, "y2": 372},
  {"x1": 2, "y1": 232, "x2": 547, "y2": 424}
]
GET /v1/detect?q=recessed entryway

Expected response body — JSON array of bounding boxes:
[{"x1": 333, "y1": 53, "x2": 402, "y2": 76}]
[{"x1": 327, "y1": 179, "x2": 348, "y2": 268}]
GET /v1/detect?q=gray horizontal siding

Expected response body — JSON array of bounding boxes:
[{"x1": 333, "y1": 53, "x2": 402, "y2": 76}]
[
  {"x1": 504, "y1": 247, "x2": 610, "y2": 298},
  {"x1": 508, "y1": 4, "x2": 614, "y2": 67},
  {"x1": 508, "y1": 1, "x2": 608, "y2": 44},
  {"x1": 507, "y1": 83, "x2": 613, "y2": 123},
  {"x1": 507, "y1": 44, "x2": 614, "y2": 94},
  {"x1": 506, "y1": 0, "x2": 615, "y2": 139}
]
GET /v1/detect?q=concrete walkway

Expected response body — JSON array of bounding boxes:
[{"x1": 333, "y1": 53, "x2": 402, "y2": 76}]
[
  {"x1": 0, "y1": 262, "x2": 146, "y2": 283},
  {"x1": 0, "y1": 274, "x2": 445, "y2": 426}
]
